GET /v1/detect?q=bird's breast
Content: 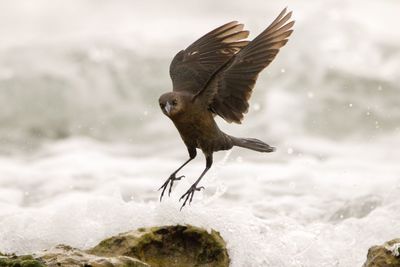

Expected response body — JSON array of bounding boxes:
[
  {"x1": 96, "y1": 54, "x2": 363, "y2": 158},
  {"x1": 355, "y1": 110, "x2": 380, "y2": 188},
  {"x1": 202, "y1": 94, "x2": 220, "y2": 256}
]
[{"x1": 172, "y1": 112, "x2": 220, "y2": 149}]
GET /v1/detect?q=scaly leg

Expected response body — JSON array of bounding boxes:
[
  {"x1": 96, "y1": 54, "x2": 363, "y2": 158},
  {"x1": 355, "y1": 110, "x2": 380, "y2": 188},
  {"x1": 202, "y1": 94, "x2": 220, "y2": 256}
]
[
  {"x1": 159, "y1": 148, "x2": 196, "y2": 201},
  {"x1": 180, "y1": 153, "x2": 213, "y2": 210}
]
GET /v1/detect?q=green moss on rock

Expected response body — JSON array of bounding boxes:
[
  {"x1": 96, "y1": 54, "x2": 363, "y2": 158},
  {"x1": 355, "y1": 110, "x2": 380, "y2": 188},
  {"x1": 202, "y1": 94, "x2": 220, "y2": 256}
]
[
  {"x1": 0, "y1": 254, "x2": 45, "y2": 267},
  {"x1": 35, "y1": 244, "x2": 148, "y2": 267},
  {"x1": 89, "y1": 225, "x2": 230, "y2": 267},
  {"x1": 1, "y1": 225, "x2": 229, "y2": 267}
]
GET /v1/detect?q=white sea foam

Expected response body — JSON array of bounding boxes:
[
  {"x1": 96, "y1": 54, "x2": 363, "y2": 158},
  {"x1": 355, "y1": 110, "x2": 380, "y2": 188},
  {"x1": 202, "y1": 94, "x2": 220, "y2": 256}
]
[{"x1": 0, "y1": 137, "x2": 399, "y2": 266}]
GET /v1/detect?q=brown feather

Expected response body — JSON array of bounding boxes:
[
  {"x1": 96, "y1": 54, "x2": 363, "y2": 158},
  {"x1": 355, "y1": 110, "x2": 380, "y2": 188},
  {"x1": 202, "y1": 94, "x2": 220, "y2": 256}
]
[
  {"x1": 170, "y1": 21, "x2": 249, "y2": 93},
  {"x1": 199, "y1": 8, "x2": 295, "y2": 123}
]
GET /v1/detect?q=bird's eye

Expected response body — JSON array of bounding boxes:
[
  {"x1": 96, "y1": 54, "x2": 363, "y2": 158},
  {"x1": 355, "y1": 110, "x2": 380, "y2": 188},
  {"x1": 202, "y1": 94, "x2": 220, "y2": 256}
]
[
  {"x1": 172, "y1": 100, "x2": 177, "y2": 106},
  {"x1": 160, "y1": 103, "x2": 165, "y2": 108}
]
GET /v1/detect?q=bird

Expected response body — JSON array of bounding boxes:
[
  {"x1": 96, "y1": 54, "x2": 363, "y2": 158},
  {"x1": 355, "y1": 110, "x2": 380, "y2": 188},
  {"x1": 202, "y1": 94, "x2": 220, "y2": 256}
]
[{"x1": 158, "y1": 8, "x2": 294, "y2": 209}]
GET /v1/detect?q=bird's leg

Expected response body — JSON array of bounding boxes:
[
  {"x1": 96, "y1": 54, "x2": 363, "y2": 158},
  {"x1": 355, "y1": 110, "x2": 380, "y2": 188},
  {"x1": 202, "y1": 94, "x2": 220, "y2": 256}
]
[
  {"x1": 158, "y1": 159, "x2": 189, "y2": 201},
  {"x1": 180, "y1": 154, "x2": 213, "y2": 210},
  {"x1": 159, "y1": 148, "x2": 196, "y2": 201}
]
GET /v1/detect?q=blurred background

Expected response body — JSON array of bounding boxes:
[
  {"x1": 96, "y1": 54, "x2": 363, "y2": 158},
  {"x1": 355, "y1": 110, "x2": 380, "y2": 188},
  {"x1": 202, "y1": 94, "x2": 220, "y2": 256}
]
[{"x1": 0, "y1": 0, "x2": 399, "y2": 266}]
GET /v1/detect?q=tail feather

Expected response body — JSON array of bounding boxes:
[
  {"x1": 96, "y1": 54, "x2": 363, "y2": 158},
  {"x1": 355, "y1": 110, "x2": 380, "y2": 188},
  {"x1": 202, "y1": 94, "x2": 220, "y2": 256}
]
[{"x1": 231, "y1": 137, "x2": 275, "y2": 153}]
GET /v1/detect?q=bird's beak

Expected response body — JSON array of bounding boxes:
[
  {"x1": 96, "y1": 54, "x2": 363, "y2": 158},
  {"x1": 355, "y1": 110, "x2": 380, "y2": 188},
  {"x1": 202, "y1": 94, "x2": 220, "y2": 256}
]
[{"x1": 164, "y1": 102, "x2": 172, "y2": 115}]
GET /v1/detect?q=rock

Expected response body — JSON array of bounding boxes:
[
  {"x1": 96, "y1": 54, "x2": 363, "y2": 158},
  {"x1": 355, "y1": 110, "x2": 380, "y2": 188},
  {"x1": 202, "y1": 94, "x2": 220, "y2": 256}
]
[
  {"x1": 89, "y1": 225, "x2": 230, "y2": 267},
  {"x1": 0, "y1": 254, "x2": 45, "y2": 267},
  {"x1": 34, "y1": 244, "x2": 149, "y2": 267},
  {"x1": 0, "y1": 225, "x2": 229, "y2": 267},
  {"x1": 363, "y1": 238, "x2": 400, "y2": 267}
]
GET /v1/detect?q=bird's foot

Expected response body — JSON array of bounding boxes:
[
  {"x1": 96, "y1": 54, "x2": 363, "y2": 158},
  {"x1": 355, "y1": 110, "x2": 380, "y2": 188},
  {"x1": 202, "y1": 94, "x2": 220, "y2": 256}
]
[
  {"x1": 158, "y1": 173, "x2": 185, "y2": 201},
  {"x1": 179, "y1": 184, "x2": 205, "y2": 210}
]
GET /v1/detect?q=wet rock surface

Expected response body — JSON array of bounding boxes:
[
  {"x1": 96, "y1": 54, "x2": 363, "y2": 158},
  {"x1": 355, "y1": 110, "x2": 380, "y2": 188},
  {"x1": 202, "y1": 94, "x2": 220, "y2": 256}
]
[
  {"x1": 363, "y1": 238, "x2": 400, "y2": 267},
  {"x1": 0, "y1": 225, "x2": 229, "y2": 267},
  {"x1": 35, "y1": 244, "x2": 149, "y2": 267},
  {"x1": 89, "y1": 225, "x2": 229, "y2": 267},
  {"x1": 0, "y1": 254, "x2": 45, "y2": 267}
]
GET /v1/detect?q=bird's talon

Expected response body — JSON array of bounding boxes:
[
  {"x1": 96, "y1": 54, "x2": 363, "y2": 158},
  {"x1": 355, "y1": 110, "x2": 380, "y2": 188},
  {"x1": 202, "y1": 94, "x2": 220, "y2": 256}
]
[
  {"x1": 179, "y1": 184, "x2": 204, "y2": 210},
  {"x1": 176, "y1": 175, "x2": 185, "y2": 180},
  {"x1": 158, "y1": 173, "x2": 186, "y2": 201}
]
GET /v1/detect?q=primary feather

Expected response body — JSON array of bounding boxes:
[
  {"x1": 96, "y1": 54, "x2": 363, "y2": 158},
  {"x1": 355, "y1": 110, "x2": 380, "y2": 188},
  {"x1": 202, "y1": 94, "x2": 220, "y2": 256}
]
[{"x1": 207, "y1": 8, "x2": 295, "y2": 123}]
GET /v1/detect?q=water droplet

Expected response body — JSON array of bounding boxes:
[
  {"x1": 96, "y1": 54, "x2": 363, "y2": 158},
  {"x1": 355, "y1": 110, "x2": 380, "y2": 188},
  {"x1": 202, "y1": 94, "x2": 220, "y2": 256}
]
[
  {"x1": 307, "y1": 91, "x2": 314, "y2": 99},
  {"x1": 348, "y1": 103, "x2": 353, "y2": 108},
  {"x1": 253, "y1": 103, "x2": 261, "y2": 111},
  {"x1": 281, "y1": 68, "x2": 286, "y2": 73},
  {"x1": 287, "y1": 148, "x2": 294, "y2": 154}
]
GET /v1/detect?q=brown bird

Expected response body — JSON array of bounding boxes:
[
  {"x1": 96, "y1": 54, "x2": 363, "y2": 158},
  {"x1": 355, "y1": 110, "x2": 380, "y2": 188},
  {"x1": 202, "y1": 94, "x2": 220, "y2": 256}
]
[{"x1": 158, "y1": 8, "x2": 294, "y2": 209}]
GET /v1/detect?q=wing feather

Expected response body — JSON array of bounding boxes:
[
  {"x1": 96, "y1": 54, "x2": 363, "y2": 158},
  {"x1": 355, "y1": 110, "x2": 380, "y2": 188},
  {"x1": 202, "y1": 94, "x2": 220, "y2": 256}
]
[
  {"x1": 203, "y1": 8, "x2": 295, "y2": 123},
  {"x1": 169, "y1": 21, "x2": 250, "y2": 93}
]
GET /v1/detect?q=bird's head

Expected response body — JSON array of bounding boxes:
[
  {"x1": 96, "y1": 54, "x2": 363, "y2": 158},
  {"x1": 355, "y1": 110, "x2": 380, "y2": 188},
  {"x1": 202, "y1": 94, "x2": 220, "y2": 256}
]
[{"x1": 159, "y1": 92, "x2": 185, "y2": 118}]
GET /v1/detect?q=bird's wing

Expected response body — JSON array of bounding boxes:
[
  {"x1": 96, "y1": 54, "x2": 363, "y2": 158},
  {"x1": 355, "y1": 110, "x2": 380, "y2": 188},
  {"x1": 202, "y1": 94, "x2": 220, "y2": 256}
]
[
  {"x1": 169, "y1": 21, "x2": 250, "y2": 94},
  {"x1": 199, "y1": 8, "x2": 294, "y2": 123}
]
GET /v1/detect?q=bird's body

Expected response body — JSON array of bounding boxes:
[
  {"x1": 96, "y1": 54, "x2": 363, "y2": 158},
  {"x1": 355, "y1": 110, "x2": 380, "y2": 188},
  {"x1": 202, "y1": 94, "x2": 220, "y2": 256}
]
[
  {"x1": 158, "y1": 8, "x2": 295, "y2": 208},
  {"x1": 162, "y1": 92, "x2": 233, "y2": 154}
]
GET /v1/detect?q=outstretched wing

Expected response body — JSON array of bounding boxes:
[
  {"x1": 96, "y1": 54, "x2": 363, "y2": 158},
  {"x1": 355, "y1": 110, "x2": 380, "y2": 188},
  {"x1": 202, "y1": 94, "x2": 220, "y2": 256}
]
[
  {"x1": 203, "y1": 8, "x2": 294, "y2": 123},
  {"x1": 169, "y1": 21, "x2": 250, "y2": 94}
]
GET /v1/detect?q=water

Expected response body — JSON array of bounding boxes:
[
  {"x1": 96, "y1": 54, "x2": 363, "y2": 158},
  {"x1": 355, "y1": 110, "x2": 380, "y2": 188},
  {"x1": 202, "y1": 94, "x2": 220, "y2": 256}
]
[{"x1": 0, "y1": 0, "x2": 399, "y2": 266}]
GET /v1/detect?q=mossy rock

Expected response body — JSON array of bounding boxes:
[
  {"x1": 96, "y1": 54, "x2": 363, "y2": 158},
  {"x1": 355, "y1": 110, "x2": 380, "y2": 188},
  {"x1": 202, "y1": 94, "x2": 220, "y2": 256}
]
[
  {"x1": 1, "y1": 225, "x2": 229, "y2": 267},
  {"x1": 0, "y1": 254, "x2": 45, "y2": 267},
  {"x1": 363, "y1": 238, "x2": 400, "y2": 267},
  {"x1": 89, "y1": 225, "x2": 230, "y2": 267},
  {"x1": 35, "y1": 244, "x2": 148, "y2": 267}
]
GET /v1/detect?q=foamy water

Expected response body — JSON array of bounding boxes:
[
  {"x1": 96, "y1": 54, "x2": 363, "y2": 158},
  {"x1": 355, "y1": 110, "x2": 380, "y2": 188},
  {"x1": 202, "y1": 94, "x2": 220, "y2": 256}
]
[{"x1": 0, "y1": 0, "x2": 399, "y2": 266}]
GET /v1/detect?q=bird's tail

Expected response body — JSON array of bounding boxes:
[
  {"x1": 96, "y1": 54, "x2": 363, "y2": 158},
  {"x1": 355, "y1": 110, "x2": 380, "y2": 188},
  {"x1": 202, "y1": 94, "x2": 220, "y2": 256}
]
[{"x1": 231, "y1": 136, "x2": 275, "y2": 153}]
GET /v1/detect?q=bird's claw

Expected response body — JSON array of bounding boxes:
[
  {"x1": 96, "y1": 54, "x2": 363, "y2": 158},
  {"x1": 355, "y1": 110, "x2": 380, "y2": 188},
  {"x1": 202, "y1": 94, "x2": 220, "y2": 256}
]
[
  {"x1": 179, "y1": 184, "x2": 205, "y2": 210},
  {"x1": 158, "y1": 174, "x2": 185, "y2": 201}
]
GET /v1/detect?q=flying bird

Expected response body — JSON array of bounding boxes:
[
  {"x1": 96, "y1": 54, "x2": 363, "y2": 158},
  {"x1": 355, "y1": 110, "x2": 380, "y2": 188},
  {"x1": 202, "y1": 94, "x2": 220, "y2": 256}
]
[{"x1": 158, "y1": 8, "x2": 294, "y2": 209}]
